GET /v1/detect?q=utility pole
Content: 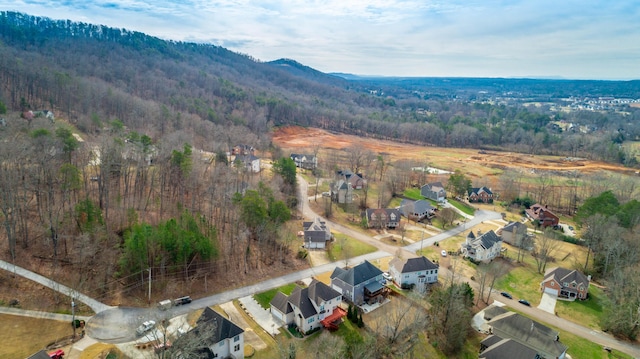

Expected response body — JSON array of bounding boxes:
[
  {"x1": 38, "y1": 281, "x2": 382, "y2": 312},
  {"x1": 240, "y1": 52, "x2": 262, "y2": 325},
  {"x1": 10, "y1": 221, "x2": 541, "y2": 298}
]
[
  {"x1": 148, "y1": 268, "x2": 151, "y2": 305},
  {"x1": 71, "y1": 298, "x2": 76, "y2": 338}
]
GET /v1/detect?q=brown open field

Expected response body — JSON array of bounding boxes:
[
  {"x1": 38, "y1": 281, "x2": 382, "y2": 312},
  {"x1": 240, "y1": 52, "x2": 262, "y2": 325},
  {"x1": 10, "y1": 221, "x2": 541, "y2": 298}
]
[{"x1": 272, "y1": 126, "x2": 636, "y2": 180}]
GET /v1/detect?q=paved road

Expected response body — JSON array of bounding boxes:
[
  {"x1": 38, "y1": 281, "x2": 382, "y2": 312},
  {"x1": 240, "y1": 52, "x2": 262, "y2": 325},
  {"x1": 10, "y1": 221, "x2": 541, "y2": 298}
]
[
  {"x1": 2, "y1": 175, "x2": 639, "y2": 358},
  {"x1": 0, "y1": 260, "x2": 112, "y2": 313}
]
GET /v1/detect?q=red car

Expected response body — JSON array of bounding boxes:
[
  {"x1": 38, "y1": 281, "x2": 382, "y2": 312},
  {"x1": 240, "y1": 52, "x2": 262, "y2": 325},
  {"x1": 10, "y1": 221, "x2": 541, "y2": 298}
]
[{"x1": 49, "y1": 349, "x2": 65, "y2": 359}]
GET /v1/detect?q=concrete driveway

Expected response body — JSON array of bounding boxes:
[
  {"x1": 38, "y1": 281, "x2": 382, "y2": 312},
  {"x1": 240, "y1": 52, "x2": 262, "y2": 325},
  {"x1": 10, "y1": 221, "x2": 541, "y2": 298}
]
[{"x1": 537, "y1": 292, "x2": 557, "y2": 314}]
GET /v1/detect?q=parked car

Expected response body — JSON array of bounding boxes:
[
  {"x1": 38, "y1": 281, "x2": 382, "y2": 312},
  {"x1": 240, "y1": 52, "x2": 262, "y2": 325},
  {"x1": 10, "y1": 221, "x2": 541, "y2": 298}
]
[
  {"x1": 441, "y1": 250, "x2": 447, "y2": 257},
  {"x1": 136, "y1": 320, "x2": 156, "y2": 336},
  {"x1": 382, "y1": 272, "x2": 392, "y2": 281},
  {"x1": 568, "y1": 225, "x2": 574, "y2": 231},
  {"x1": 500, "y1": 291, "x2": 513, "y2": 299},
  {"x1": 174, "y1": 296, "x2": 192, "y2": 306},
  {"x1": 518, "y1": 299, "x2": 531, "y2": 306}
]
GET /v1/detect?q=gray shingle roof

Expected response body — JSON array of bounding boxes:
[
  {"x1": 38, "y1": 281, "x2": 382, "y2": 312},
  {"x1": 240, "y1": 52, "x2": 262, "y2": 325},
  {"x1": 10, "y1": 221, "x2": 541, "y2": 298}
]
[
  {"x1": 188, "y1": 307, "x2": 244, "y2": 347},
  {"x1": 480, "y1": 336, "x2": 539, "y2": 359},
  {"x1": 330, "y1": 260, "x2": 383, "y2": 286},
  {"x1": 270, "y1": 291, "x2": 292, "y2": 314},
  {"x1": 488, "y1": 312, "x2": 567, "y2": 358},
  {"x1": 271, "y1": 280, "x2": 341, "y2": 320},
  {"x1": 390, "y1": 256, "x2": 438, "y2": 274},
  {"x1": 542, "y1": 267, "x2": 589, "y2": 287}
]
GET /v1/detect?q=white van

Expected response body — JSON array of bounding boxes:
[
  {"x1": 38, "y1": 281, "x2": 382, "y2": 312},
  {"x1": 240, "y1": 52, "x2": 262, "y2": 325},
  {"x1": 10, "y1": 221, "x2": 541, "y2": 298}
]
[{"x1": 158, "y1": 299, "x2": 173, "y2": 310}]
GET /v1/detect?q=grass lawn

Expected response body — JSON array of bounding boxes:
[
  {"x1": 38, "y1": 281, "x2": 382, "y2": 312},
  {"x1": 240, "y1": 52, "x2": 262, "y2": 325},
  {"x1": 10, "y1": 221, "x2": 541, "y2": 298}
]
[
  {"x1": 555, "y1": 285, "x2": 605, "y2": 329},
  {"x1": 80, "y1": 344, "x2": 125, "y2": 359},
  {"x1": 495, "y1": 264, "x2": 543, "y2": 305},
  {"x1": 0, "y1": 314, "x2": 72, "y2": 359},
  {"x1": 403, "y1": 188, "x2": 423, "y2": 200},
  {"x1": 254, "y1": 283, "x2": 298, "y2": 309},
  {"x1": 448, "y1": 198, "x2": 475, "y2": 216},
  {"x1": 557, "y1": 323, "x2": 633, "y2": 359},
  {"x1": 328, "y1": 234, "x2": 377, "y2": 261}
]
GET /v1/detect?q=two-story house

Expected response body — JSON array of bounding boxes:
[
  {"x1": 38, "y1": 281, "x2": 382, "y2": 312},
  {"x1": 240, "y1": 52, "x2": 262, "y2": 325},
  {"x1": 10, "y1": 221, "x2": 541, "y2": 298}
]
[
  {"x1": 336, "y1": 169, "x2": 366, "y2": 189},
  {"x1": 461, "y1": 230, "x2": 502, "y2": 263},
  {"x1": 468, "y1": 186, "x2": 494, "y2": 203},
  {"x1": 498, "y1": 221, "x2": 529, "y2": 247},
  {"x1": 399, "y1": 199, "x2": 436, "y2": 222},
  {"x1": 174, "y1": 307, "x2": 245, "y2": 359},
  {"x1": 330, "y1": 260, "x2": 386, "y2": 306},
  {"x1": 270, "y1": 279, "x2": 345, "y2": 334},
  {"x1": 540, "y1": 267, "x2": 590, "y2": 300},
  {"x1": 290, "y1": 153, "x2": 317, "y2": 170},
  {"x1": 420, "y1": 182, "x2": 446, "y2": 203},
  {"x1": 365, "y1": 208, "x2": 402, "y2": 229},
  {"x1": 525, "y1": 204, "x2": 560, "y2": 228},
  {"x1": 302, "y1": 217, "x2": 332, "y2": 249},
  {"x1": 481, "y1": 311, "x2": 567, "y2": 359},
  {"x1": 331, "y1": 179, "x2": 353, "y2": 204},
  {"x1": 388, "y1": 256, "x2": 438, "y2": 290},
  {"x1": 235, "y1": 154, "x2": 261, "y2": 173}
]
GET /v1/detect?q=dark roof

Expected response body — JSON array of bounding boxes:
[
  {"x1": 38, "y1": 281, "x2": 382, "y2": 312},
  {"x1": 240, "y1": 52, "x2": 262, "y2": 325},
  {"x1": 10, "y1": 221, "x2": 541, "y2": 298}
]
[
  {"x1": 364, "y1": 280, "x2": 384, "y2": 293},
  {"x1": 27, "y1": 351, "x2": 52, "y2": 359},
  {"x1": 287, "y1": 286, "x2": 318, "y2": 319},
  {"x1": 483, "y1": 305, "x2": 509, "y2": 321},
  {"x1": 542, "y1": 267, "x2": 590, "y2": 287},
  {"x1": 303, "y1": 217, "x2": 328, "y2": 232},
  {"x1": 307, "y1": 279, "x2": 341, "y2": 304},
  {"x1": 489, "y1": 312, "x2": 567, "y2": 357},
  {"x1": 390, "y1": 256, "x2": 438, "y2": 274},
  {"x1": 399, "y1": 199, "x2": 434, "y2": 217},
  {"x1": 466, "y1": 230, "x2": 500, "y2": 250},
  {"x1": 270, "y1": 291, "x2": 293, "y2": 314},
  {"x1": 330, "y1": 260, "x2": 383, "y2": 286},
  {"x1": 480, "y1": 336, "x2": 539, "y2": 359},
  {"x1": 195, "y1": 307, "x2": 244, "y2": 345},
  {"x1": 469, "y1": 186, "x2": 493, "y2": 196}
]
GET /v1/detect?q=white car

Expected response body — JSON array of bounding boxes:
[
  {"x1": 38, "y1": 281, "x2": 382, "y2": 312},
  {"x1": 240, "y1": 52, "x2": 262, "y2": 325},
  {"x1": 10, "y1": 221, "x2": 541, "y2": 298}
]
[
  {"x1": 136, "y1": 320, "x2": 156, "y2": 336},
  {"x1": 382, "y1": 272, "x2": 392, "y2": 281},
  {"x1": 441, "y1": 250, "x2": 447, "y2": 257}
]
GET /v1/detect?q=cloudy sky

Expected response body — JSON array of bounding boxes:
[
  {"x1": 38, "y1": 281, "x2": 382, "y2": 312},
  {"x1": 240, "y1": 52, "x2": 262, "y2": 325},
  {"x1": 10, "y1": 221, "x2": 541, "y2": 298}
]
[{"x1": 2, "y1": 1, "x2": 639, "y2": 79}]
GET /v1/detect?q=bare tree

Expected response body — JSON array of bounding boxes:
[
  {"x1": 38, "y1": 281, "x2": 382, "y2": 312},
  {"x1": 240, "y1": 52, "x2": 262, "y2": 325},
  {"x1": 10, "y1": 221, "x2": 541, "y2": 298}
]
[
  {"x1": 438, "y1": 207, "x2": 458, "y2": 228},
  {"x1": 532, "y1": 228, "x2": 561, "y2": 274}
]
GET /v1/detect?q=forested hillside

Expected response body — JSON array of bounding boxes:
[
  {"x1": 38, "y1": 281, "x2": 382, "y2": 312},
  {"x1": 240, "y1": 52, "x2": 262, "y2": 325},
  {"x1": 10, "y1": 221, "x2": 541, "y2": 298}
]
[{"x1": 0, "y1": 11, "x2": 639, "y2": 310}]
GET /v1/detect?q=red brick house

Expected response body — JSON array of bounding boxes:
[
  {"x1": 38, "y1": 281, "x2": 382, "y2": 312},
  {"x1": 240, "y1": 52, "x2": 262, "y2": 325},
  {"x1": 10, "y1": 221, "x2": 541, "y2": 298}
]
[
  {"x1": 540, "y1": 267, "x2": 590, "y2": 300},
  {"x1": 468, "y1": 186, "x2": 494, "y2": 203},
  {"x1": 525, "y1": 204, "x2": 559, "y2": 227}
]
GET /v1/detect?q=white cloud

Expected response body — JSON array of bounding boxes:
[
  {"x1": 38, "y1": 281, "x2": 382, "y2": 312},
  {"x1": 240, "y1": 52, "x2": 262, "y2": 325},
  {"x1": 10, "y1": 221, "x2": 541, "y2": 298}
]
[{"x1": 1, "y1": 0, "x2": 638, "y2": 79}]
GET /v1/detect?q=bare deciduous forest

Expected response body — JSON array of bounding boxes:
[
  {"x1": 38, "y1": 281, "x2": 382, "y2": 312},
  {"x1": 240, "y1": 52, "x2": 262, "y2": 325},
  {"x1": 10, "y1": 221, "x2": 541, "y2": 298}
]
[{"x1": 0, "y1": 11, "x2": 639, "y2": 342}]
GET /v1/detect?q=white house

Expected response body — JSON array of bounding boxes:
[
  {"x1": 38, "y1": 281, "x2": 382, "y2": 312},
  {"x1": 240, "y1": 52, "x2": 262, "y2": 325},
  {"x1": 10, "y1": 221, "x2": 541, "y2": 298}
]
[
  {"x1": 388, "y1": 256, "x2": 438, "y2": 291},
  {"x1": 302, "y1": 217, "x2": 332, "y2": 249},
  {"x1": 270, "y1": 279, "x2": 345, "y2": 334},
  {"x1": 175, "y1": 307, "x2": 244, "y2": 358},
  {"x1": 460, "y1": 230, "x2": 502, "y2": 263},
  {"x1": 236, "y1": 154, "x2": 261, "y2": 173}
]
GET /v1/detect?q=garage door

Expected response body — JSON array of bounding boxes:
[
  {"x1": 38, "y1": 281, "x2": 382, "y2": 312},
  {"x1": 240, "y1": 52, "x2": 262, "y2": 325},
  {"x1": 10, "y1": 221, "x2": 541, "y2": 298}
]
[
  {"x1": 272, "y1": 309, "x2": 283, "y2": 321},
  {"x1": 544, "y1": 286, "x2": 558, "y2": 296}
]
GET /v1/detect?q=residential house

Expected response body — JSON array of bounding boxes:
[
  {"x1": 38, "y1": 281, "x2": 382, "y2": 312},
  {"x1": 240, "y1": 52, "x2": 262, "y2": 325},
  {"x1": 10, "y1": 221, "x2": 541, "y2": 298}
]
[
  {"x1": 498, "y1": 221, "x2": 529, "y2": 247},
  {"x1": 399, "y1": 199, "x2": 436, "y2": 222},
  {"x1": 330, "y1": 260, "x2": 386, "y2": 306},
  {"x1": 336, "y1": 169, "x2": 366, "y2": 189},
  {"x1": 388, "y1": 256, "x2": 438, "y2": 290},
  {"x1": 235, "y1": 154, "x2": 261, "y2": 173},
  {"x1": 541, "y1": 267, "x2": 590, "y2": 300},
  {"x1": 365, "y1": 208, "x2": 402, "y2": 229},
  {"x1": 303, "y1": 217, "x2": 332, "y2": 249},
  {"x1": 270, "y1": 279, "x2": 345, "y2": 334},
  {"x1": 231, "y1": 144, "x2": 254, "y2": 156},
  {"x1": 460, "y1": 230, "x2": 502, "y2": 262},
  {"x1": 174, "y1": 307, "x2": 244, "y2": 359},
  {"x1": 420, "y1": 182, "x2": 446, "y2": 203},
  {"x1": 468, "y1": 186, "x2": 494, "y2": 203},
  {"x1": 481, "y1": 311, "x2": 567, "y2": 359},
  {"x1": 331, "y1": 179, "x2": 353, "y2": 204},
  {"x1": 290, "y1": 153, "x2": 317, "y2": 170},
  {"x1": 525, "y1": 204, "x2": 560, "y2": 228}
]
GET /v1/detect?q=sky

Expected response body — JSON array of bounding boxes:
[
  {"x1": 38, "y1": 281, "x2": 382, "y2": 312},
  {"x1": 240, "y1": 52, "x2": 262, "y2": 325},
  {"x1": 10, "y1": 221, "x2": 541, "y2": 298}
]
[{"x1": 2, "y1": 1, "x2": 639, "y2": 80}]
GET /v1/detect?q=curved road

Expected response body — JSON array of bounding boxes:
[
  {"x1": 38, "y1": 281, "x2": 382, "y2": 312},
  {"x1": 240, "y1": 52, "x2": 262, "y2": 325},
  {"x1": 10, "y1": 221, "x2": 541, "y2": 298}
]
[{"x1": 2, "y1": 175, "x2": 639, "y2": 357}]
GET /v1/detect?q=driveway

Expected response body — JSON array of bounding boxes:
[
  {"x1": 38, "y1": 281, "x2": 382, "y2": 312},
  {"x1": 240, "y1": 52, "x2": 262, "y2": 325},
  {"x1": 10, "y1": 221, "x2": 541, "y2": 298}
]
[{"x1": 537, "y1": 292, "x2": 557, "y2": 314}]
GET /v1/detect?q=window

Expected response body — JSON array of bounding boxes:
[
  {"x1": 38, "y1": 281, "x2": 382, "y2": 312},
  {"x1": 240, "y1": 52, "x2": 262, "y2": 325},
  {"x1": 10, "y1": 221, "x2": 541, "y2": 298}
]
[
  {"x1": 234, "y1": 344, "x2": 240, "y2": 352},
  {"x1": 219, "y1": 341, "x2": 224, "y2": 347},
  {"x1": 213, "y1": 354, "x2": 218, "y2": 358},
  {"x1": 234, "y1": 335, "x2": 240, "y2": 342},
  {"x1": 551, "y1": 282, "x2": 554, "y2": 286}
]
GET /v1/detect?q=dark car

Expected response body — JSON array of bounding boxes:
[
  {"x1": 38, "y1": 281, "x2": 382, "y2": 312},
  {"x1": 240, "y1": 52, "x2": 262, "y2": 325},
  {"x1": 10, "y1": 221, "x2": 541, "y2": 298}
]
[
  {"x1": 518, "y1": 299, "x2": 531, "y2": 306},
  {"x1": 500, "y1": 292, "x2": 513, "y2": 299},
  {"x1": 174, "y1": 296, "x2": 192, "y2": 306}
]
